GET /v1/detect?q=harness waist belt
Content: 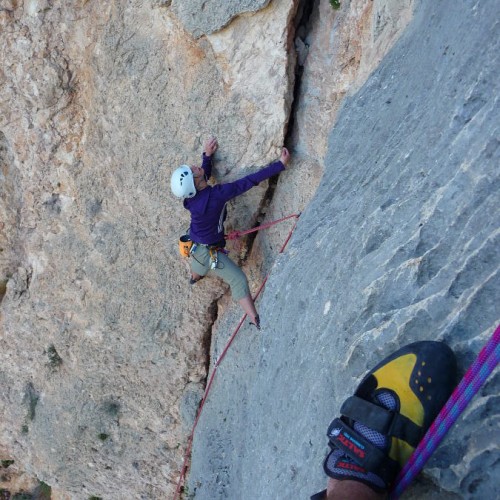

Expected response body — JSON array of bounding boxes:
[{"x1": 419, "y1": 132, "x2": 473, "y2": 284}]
[{"x1": 193, "y1": 239, "x2": 225, "y2": 249}]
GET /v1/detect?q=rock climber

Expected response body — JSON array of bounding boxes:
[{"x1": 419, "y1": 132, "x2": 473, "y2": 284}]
[{"x1": 170, "y1": 137, "x2": 290, "y2": 329}]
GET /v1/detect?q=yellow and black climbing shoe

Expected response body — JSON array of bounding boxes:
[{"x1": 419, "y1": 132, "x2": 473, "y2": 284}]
[{"x1": 311, "y1": 341, "x2": 457, "y2": 499}]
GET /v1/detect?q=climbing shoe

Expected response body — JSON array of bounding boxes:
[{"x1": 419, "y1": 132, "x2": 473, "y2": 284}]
[
  {"x1": 311, "y1": 341, "x2": 457, "y2": 498},
  {"x1": 189, "y1": 275, "x2": 204, "y2": 285},
  {"x1": 250, "y1": 315, "x2": 261, "y2": 330}
]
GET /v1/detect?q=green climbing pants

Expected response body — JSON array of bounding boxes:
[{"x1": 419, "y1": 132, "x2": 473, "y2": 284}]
[{"x1": 190, "y1": 245, "x2": 250, "y2": 301}]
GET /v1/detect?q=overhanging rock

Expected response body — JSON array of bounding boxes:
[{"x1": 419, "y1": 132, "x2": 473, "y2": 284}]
[{"x1": 170, "y1": 0, "x2": 273, "y2": 38}]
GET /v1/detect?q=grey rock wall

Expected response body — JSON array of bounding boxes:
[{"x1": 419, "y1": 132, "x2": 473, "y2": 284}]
[
  {"x1": 170, "y1": 0, "x2": 272, "y2": 38},
  {"x1": 188, "y1": 0, "x2": 500, "y2": 499}
]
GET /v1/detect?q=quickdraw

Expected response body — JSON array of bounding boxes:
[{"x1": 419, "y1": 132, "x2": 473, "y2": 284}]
[{"x1": 209, "y1": 247, "x2": 218, "y2": 269}]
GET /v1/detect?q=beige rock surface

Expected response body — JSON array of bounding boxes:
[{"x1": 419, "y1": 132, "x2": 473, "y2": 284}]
[
  {"x1": 293, "y1": 0, "x2": 413, "y2": 160},
  {"x1": 0, "y1": 0, "x2": 414, "y2": 497},
  {"x1": 257, "y1": 0, "x2": 413, "y2": 278}
]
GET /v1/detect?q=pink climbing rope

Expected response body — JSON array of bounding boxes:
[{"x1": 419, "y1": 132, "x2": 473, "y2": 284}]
[
  {"x1": 225, "y1": 213, "x2": 300, "y2": 240},
  {"x1": 173, "y1": 214, "x2": 300, "y2": 499},
  {"x1": 390, "y1": 324, "x2": 500, "y2": 498}
]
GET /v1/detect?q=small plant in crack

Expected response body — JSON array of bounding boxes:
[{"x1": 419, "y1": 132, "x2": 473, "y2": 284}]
[
  {"x1": 35, "y1": 481, "x2": 52, "y2": 499},
  {"x1": 46, "y1": 344, "x2": 63, "y2": 371},
  {"x1": 10, "y1": 493, "x2": 32, "y2": 500},
  {"x1": 98, "y1": 433, "x2": 109, "y2": 441},
  {"x1": 24, "y1": 382, "x2": 39, "y2": 421},
  {"x1": 329, "y1": 0, "x2": 341, "y2": 9},
  {"x1": 182, "y1": 485, "x2": 195, "y2": 499},
  {"x1": 0, "y1": 279, "x2": 7, "y2": 303}
]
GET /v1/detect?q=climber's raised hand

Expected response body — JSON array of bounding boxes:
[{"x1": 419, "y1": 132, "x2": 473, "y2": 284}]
[
  {"x1": 280, "y1": 147, "x2": 290, "y2": 166},
  {"x1": 204, "y1": 136, "x2": 218, "y2": 156}
]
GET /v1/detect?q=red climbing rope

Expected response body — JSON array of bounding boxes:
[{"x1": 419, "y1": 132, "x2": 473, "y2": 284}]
[
  {"x1": 173, "y1": 213, "x2": 300, "y2": 499},
  {"x1": 225, "y1": 213, "x2": 301, "y2": 240}
]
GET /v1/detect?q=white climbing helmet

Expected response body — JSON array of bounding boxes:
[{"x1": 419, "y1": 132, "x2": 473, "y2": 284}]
[{"x1": 171, "y1": 165, "x2": 196, "y2": 199}]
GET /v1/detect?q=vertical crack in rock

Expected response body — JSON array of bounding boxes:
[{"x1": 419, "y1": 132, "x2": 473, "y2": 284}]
[
  {"x1": 202, "y1": 301, "x2": 218, "y2": 381},
  {"x1": 287, "y1": 0, "x2": 317, "y2": 143},
  {"x1": 241, "y1": 0, "x2": 317, "y2": 259},
  {"x1": 0, "y1": 131, "x2": 22, "y2": 305},
  {"x1": 195, "y1": 0, "x2": 314, "y2": 407},
  {"x1": 194, "y1": 0, "x2": 314, "y2": 404}
]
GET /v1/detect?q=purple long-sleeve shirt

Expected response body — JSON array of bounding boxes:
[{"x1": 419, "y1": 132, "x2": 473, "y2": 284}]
[{"x1": 184, "y1": 153, "x2": 285, "y2": 245}]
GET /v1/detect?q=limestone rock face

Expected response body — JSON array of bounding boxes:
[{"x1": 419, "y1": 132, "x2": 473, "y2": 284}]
[
  {"x1": 1, "y1": 0, "x2": 499, "y2": 499},
  {"x1": 0, "y1": 0, "x2": 295, "y2": 497},
  {"x1": 170, "y1": 0, "x2": 272, "y2": 38}
]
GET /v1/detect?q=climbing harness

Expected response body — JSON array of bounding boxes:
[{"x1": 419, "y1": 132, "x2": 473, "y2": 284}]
[
  {"x1": 179, "y1": 213, "x2": 301, "y2": 265},
  {"x1": 389, "y1": 323, "x2": 500, "y2": 498},
  {"x1": 173, "y1": 213, "x2": 300, "y2": 499},
  {"x1": 189, "y1": 241, "x2": 226, "y2": 269}
]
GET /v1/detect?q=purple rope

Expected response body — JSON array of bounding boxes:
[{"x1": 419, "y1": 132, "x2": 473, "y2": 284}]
[{"x1": 390, "y1": 324, "x2": 500, "y2": 499}]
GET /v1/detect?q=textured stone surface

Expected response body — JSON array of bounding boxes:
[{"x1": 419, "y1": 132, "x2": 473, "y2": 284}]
[
  {"x1": 255, "y1": 0, "x2": 414, "y2": 275},
  {"x1": 188, "y1": 0, "x2": 500, "y2": 499},
  {"x1": 1, "y1": 0, "x2": 498, "y2": 498},
  {"x1": 170, "y1": 0, "x2": 272, "y2": 38},
  {"x1": 0, "y1": 0, "x2": 294, "y2": 497},
  {"x1": 291, "y1": 0, "x2": 413, "y2": 162}
]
